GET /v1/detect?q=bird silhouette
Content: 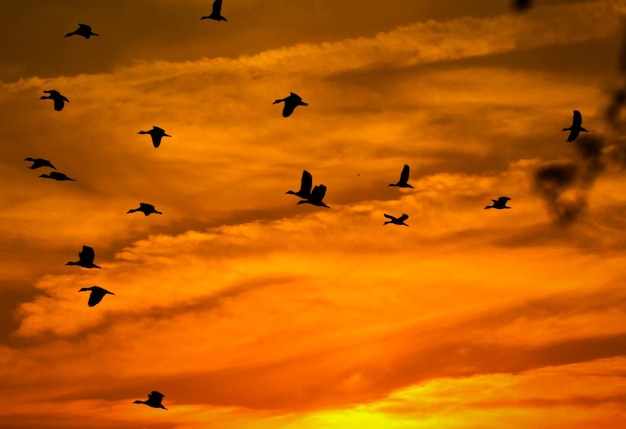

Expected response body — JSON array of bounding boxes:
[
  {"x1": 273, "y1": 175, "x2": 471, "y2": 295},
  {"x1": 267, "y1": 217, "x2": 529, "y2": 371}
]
[
  {"x1": 485, "y1": 196, "x2": 511, "y2": 209},
  {"x1": 286, "y1": 170, "x2": 313, "y2": 199},
  {"x1": 512, "y1": 0, "x2": 532, "y2": 12},
  {"x1": 297, "y1": 185, "x2": 330, "y2": 208},
  {"x1": 65, "y1": 23, "x2": 99, "y2": 39},
  {"x1": 66, "y1": 245, "x2": 101, "y2": 269},
  {"x1": 78, "y1": 286, "x2": 114, "y2": 307},
  {"x1": 389, "y1": 164, "x2": 413, "y2": 188},
  {"x1": 561, "y1": 110, "x2": 588, "y2": 142},
  {"x1": 201, "y1": 0, "x2": 227, "y2": 21},
  {"x1": 383, "y1": 213, "x2": 409, "y2": 226},
  {"x1": 39, "y1": 172, "x2": 75, "y2": 181},
  {"x1": 134, "y1": 391, "x2": 168, "y2": 410},
  {"x1": 24, "y1": 157, "x2": 56, "y2": 170},
  {"x1": 127, "y1": 203, "x2": 162, "y2": 216},
  {"x1": 138, "y1": 126, "x2": 171, "y2": 148},
  {"x1": 40, "y1": 90, "x2": 69, "y2": 111},
  {"x1": 273, "y1": 92, "x2": 308, "y2": 117}
]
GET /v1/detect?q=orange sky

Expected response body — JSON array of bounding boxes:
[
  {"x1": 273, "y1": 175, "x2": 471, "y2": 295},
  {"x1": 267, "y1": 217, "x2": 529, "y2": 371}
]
[{"x1": 2, "y1": 0, "x2": 626, "y2": 428}]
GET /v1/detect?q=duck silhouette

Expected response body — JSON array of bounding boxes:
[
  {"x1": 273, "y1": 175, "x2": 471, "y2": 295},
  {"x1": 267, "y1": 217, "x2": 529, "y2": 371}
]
[
  {"x1": 273, "y1": 92, "x2": 308, "y2": 117},
  {"x1": 297, "y1": 185, "x2": 330, "y2": 208},
  {"x1": 562, "y1": 110, "x2": 588, "y2": 142},
  {"x1": 127, "y1": 203, "x2": 162, "y2": 216},
  {"x1": 286, "y1": 170, "x2": 313, "y2": 199},
  {"x1": 389, "y1": 164, "x2": 413, "y2": 188},
  {"x1": 24, "y1": 157, "x2": 55, "y2": 169},
  {"x1": 134, "y1": 391, "x2": 168, "y2": 410},
  {"x1": 66, "y1": 245, "x2": 101, "y2": 269},
  {"x1": 138, "y1": 126, "x2": 171, "y2": 148},
  {"x1": 40, "y1": 90, "x2": 69, "y2": 111},
  {"x1": 39, "y1": 172, "x2": 75, "y2": 181},
  {"x1": 383, "y1": 213, "x2": 409, "y2": 226},
  {"x1": 65, "y1": 24, "x2": 99, "y2": 39},
  {"x1": 78, "y1": 286, "x2": 114, "y2": 307},
  {"x1": 201, "y1": 0, "x2": 227, "y2": 21},
  {"x1": 485, "y1": 196, "x2": 511, "y2": 209}
]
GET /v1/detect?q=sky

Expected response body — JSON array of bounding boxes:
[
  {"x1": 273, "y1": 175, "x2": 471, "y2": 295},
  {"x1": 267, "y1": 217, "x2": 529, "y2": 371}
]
[{"x1": 2, "y1": 0, "x2": 626, "y2": 427}]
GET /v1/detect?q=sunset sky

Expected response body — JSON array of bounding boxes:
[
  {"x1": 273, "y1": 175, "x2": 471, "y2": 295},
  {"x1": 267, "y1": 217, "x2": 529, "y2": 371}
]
[{"x1": 3, "y1": 0, "x2": 626, "y2": 428}]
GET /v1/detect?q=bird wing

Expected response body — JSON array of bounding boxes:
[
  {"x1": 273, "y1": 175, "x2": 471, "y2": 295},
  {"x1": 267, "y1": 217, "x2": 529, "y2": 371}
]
[
  {"x1": 282, "y1": 103, "x2": 296, "y2": 117},
  {"x1": 153, "y1": 126, "x2": 165, "y2": 133},
  {"x1": 148, "y1": 391, "x2": 165, "y2": 404},
  {"x1": 300, "y1": 170, "x2": 313, "y2": 195},
  {"x1": 566, "y1": 129, "x2": 579, "y2": 142},
  {"x1": 139, "y1": 203, "x2": 155, "y2": 211},
  {"x1": 52, "y1": 97, "x2": 65, "y2": 111},
  {"x1": 311, "y1": 185, "x2": 327, "y2": 201},
  {"x1": 78, "y1": 23, "x2": 92, "y2": 31},
  {"x1": 573, "y1": 110, "x2": 582, "y2": 127},
  {"x1": 289, "y1": 92, "x2": 302, "y2": 103},
  {"x1": 80, "y1": 246, "x2": 95, "y2": 264},
  {"x1": 398, "y1": 214, "x2": 409, "y2": 222},
  {"x1": 44, "y1": 90, "x2": 59, "y2": 96},
  {"x1": 212, "y1": 0, "x2": 223, "y2": 13},
  {"x1": 87, "y1": 290, "x2": 105, "y2": 307},
  {"x1": 399, "y1": 164, "x2": 410, "y2": 184},
  {"x1": 383, "y1": 213, "x2": 395, "y2": 220},
  {"x1": 497, "y1": 197, "x2": 510, "y2": 204},
  {"x1": 151, "y1": 134, "x2": 162, "y2": 148}
]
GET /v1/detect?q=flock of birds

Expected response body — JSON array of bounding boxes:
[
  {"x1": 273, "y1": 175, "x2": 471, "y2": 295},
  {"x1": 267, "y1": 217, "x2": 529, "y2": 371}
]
[{"x1": 24, "y1": 0, "x2": 587, "y2": 412}]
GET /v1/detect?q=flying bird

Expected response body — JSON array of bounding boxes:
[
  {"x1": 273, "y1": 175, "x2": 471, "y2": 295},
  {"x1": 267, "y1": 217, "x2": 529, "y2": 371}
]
[
  {"x1": 512, "y1": 0, "x2": 532, "y2": 12},
  {"x1": 383, "y1": 213, "x2": 409, "y2": 226},
  {"x1": 134, "y1": 391, "x2": 168, "y2": 410},
  {"x1": 65, "y1": 23, "x2": 99, "y2": 39},
  {"x1": 201, "y1": 0, "x2": 227, "y2": 21},
  {"x1": 24, "y1": 157, "x2": 55, "y2": 169},
  {"x1": 286, "y1": 170, "x2": 313, "y2": 199},
  {"x1": 485, "y1": 196, "x2": 511, "y2": 209},
  {"x1": 389, "y1": 164, "x2": 413, "y2": 188},
  {"x1": 39, "y1": 172, "x2": 75, "y2": 181},
  {"x1": 66, "y1": 245, "x2": 101, "y2": 269},
  {"x1": 297, "y1": 185, "x2": 330, "y2": 208},
  {"x1": 273, "y1": 92, "x2": 308, "y2": 117},
  {"x1": 138, "y1": 126, "x2": 171, "y2": 148},
  {"x1": 561, "y1": 110, "x2": 588, "y2": 142},
  {"x1": 78, "y1": 286, "x2": 115, "y2": 307},
  {"x1": 40, "y1": 90, "x2": 69, "y2": 111},
  {"x1": 127, "y1": 203, "x2": 162, "y2": 216}
]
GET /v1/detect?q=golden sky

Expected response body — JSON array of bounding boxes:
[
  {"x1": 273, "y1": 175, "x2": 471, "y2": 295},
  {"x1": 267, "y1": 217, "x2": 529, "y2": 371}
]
[{"x1": 2, "y1": 0, "x2": 626, "y2": 427}]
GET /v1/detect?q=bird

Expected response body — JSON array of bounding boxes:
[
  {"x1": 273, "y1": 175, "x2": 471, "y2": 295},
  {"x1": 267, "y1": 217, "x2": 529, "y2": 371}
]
[
  {"x1": 297, "y1": 185, "x2": 330, "y2": 208},
  {"x1": 65, "y1": 23, "x2": 99, "y2": 39},
  {"x1": 134, "y1": 391, "x2": 168, "y2": 410},
  {"x1": 285, "y1": 170, "x2": 313, "y2": 199},
  {"x1": 485, "y1": 196, "x2": 511, "y2": 209},
  {"x1": 138, "y1": 126, "x2": 171, "y2": 148},
  {"x1": 512, "y1": 0, "x2": 532, "y2": 12},
  {"x1": 201, "y1": 0, "x2": 227, "y2": 21},
  {"x1": 39, "y1": 171, "x2": 75, "y2": 181},
  {"x1": 561, "y1": 110, "x2": 588, "y2": 142},
  {"x1": 78, "y1": 286, "x2": 115, "y2": 307},
  {"x1": 273, "y1": 92, "x2": 308, "y2": 117},
  {"x1": 127, "y1": 203, "x2": 162, "y2": 216},
  {"x1": 389, "y1": 164, "x2": 413, "y2": 188},
  {"x1": 24, "y1": 157, "x2": 56, "y2": 169},
  {"x1": 40, "y1": 90, "x2": 69, "y2": 111},
  {"x1": 66, "y1": 245, "x2": 101, "y2": 269},
  {"x1": 383, "y1": 213, "x2": 409, "y2": 226}
]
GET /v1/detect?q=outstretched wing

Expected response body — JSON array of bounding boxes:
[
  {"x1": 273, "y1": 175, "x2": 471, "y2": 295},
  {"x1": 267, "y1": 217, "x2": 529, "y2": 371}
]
[
  {"x1": 398, "y1": 213, "x2": 409, "y2": 222},
  {"x1": 53, "y1": 97, "x2": 65, "y2": 111},
  {"x1": 399, "y1": 164, "x2": 410, "y2": 184},
  {"x1": 78, "y1": 23, "x2": 92, "y2": 32},
  {"x1": 212, "y1": 0, "x2": 223, "y2": 14},
  {"x1": 139, "y1": 203, "x2": 155, "y2": 211},
  {"x1": 282, "y1": 103, "x2": 296, "y2": 117},
  {"x1": 496, "y1": 197, "x2": 510, "y2": 204},
  {"x1": 573, "y1": 110, "x2": 582, "y2": 128},
  {"x1": 79, "y1": 245, "x2": 95, "y2": 264},
  {"x1": 299, "y1": 170, "x2": 313, "y2": 195},
  {"x1": 151, "y1": 134, "x2": 162, "y2": 148},
  {"x1": 311, "y1": 185, "x2": 327, "y2": 201},
  {"x1": 88, "y1": 290, "x2": 105, "y2": 307},
  {"x1": 383, "y1": 213, "x2": 395, "y2": 220}
]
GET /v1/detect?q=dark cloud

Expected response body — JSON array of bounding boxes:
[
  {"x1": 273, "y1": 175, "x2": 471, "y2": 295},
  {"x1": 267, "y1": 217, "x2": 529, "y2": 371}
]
[{"x1": 533, "y1": 135, "x2": 605, "y2": 226}]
